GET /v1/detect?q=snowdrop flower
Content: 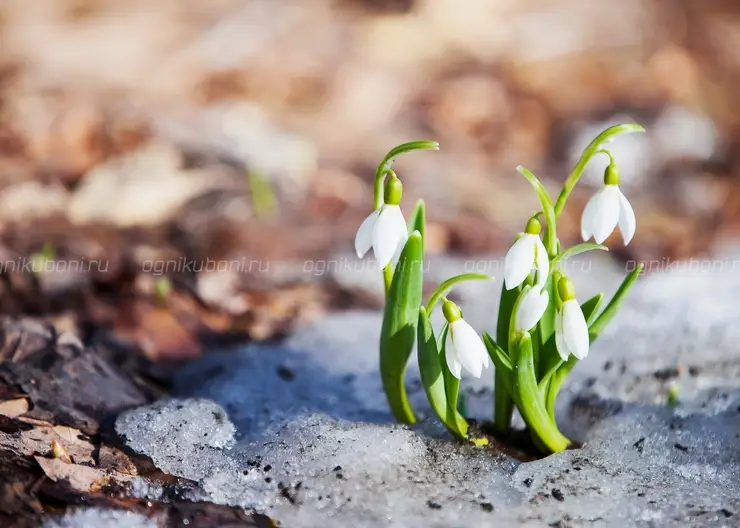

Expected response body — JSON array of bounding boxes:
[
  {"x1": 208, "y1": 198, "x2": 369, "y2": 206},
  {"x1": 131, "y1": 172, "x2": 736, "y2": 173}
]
[
  {"x1": 581, "y1": 163, "x2": 636, "y2": 245},
  {"x1": 554, "y1": 276, "x2": 589, "y2": 361},
  {"x1": 442, "y1": 299, "x2": 490, "y2": 379},
  {"x1": 504, "y1": 217, "x2": 549, "y2": 290},
  {"x1": 354, "y1": 174, "x2": 407, "y2": 269},
  {"x1": 514, "y1": 285, "x2": 550, "y2": 332}
]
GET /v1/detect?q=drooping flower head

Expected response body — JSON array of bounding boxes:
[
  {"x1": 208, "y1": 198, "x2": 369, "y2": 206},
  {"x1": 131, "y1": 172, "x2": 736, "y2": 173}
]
[
  {"x1": 581, "y1": 162, "x2": 636, "y2": 245},
  {"x1": 554, "y1": 276, "x2": 589, "y2": 361},
  {"x1": 354, "y1": 173, "x2": 408, "y2": 269},
  {"x1": 504, "y1": 217, "x2": 549, "y2": 291},
  {"x1": 442, "y1": 299, "x2": 490, "y2": 379},
  {"x1": 515, "y1": 285, "x2": 550, "y2": 332}
]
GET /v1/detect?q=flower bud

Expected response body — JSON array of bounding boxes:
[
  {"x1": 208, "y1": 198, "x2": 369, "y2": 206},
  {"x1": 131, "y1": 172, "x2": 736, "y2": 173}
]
[
  {"x1": 442, "y1": 299, "x2": 462, "y2": 323},
  {"x1": 604, "y1": 162, "x2": 620, "y2": 186},
  {"x1": 557, "y1": 276, "x2": 577, "y2": 302},
  {"x1": 384, "y1": 172, "x2": 403, "y2": 206},
  {"x1": 524, "y1": 217, "x2": 542, "y2": 235}
]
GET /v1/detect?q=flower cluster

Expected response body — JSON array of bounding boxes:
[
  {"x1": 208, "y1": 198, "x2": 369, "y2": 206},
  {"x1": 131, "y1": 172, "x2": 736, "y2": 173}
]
[{"x1": 356, "y1": 126, "x2": 645, "y2": 453}]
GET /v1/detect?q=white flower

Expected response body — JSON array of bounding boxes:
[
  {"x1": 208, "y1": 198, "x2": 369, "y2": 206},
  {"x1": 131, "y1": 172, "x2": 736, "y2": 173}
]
[
  {"x1": 514, "y1": 285, "x2": 550, "y2": 332},
  {"x1": 504, "y1": 232, "x2": 549, "y2": 290},
  {"x1": 554, "y1": 276, "x2": 589, "y2": 361},
  {"x1": 445, "y1": 318, "x2": 490, "y2": 379},
  {"x1": 442, "y1": 300, "x2": 489, "y2": 379},
  {"x1": 581, "y1": 184, "x2": 636, "y2": 245},
  {"x1": 354, "y1": 204, "x2": 408, "y2": 269}
]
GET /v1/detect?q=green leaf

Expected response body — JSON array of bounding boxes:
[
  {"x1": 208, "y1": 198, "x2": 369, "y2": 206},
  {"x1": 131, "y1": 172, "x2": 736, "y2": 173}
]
[
  {"x1": 538, "y1": 358, "x2": 564, "y2": 396},
  {"x1": 550, "y1": 243, "x2": 608, "y2": 270},
  {"x1": 554, "y1": 123, "x2": 645, "y2": 216},
  {"x1": 580, "y1": 293, "x2": 604, "y2": 326},
  {"x1": 494, "y1": 283, "x2": 519, "y2": 433},
  {"x1": 512, "y1": 332, "x2": 571, "y2": 453},
  {"x1": 379, "y1": 231, "x2": 424, "y2": 424},
  {"x1": 589, "y1": 263, "x2": 643, "y2": 340},
  {"x1": 408, "y1": 199, "x2": 426, "y2": 245},
  {"x1": 436, "y1": 322, "x2": 468, "y2": 436},
  {"x1": 418, "y1": 307, "x2": 466, "y2": 439},
  {"x1": 482, "y1": 332, "x2": 512, "y2": 394},
  {"x1": 424, "y1": 273, "x2": 493, "y2": 314},
  {"x1": 374, "y1": 141, "x2": 439, "y2": 209},
  {"x1": 517, "y1": 166, "x2": 558, "y2": 256}
]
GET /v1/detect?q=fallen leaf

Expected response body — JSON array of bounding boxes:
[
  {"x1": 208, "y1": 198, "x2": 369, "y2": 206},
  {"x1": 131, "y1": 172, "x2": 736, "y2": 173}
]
[
  {"x1": 34, "y1": 456, "x2": 112, "y2": 492},
  {"x1": 0, "y1": 398, "x2": 29, "y2": 418}
]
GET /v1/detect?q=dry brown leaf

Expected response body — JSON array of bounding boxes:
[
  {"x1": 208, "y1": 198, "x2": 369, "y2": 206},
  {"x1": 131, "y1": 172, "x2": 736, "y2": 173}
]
[
  {"x1": 0, "y1": 398, "x2": 29, "y2": 418},
  {"x1": 34, "y1": 456, "x2": 115, "y2": 492},
  {"x1": 0, "y1": 425, "x2": 95, "y2": 464}
]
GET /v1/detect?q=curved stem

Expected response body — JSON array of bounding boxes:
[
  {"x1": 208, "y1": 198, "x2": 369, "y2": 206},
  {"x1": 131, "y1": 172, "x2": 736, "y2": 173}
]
[
  {"x1": 553, "y1": 123, "x2": 645, "y2": 217},
  {"x1": 424, "y1": 273, "x2": 492, "y2": 314},
  {"x1": 373, "y1": 141, "x2": 439, "y2": 209}
]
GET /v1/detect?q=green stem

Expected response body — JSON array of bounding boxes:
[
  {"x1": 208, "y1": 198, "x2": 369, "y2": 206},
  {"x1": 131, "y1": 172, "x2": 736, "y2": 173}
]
[
  {"x1": 424, "y1": 273, "x2": 492, "y2": 314},
  {"x1": 373, "y1": 141, "x2": 439, "y2": 209},
  {"x1": 513, "y1": 332, "x2": 571, "y2": 453},
  {"x1": 553, "y1": 123, "x2": 645, "y2": 217}
]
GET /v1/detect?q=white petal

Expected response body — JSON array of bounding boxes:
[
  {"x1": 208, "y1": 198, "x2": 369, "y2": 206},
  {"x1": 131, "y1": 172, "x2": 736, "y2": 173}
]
[
  {"x1": 591, "y1": 186, "x2": 620, "y2": 244},
  {"x1": 450, "y1": 319, "x2": 486, "y2": 378},
  {"x1": 373, "y1": 205, "x2": 407, "y2": 269},
  {"x1": 504, "y1": 234, "x2": 536, "y2": 290},
  {"x1": 562, "y1": 300, "x2": 590, "y2": 360},
  {"x1": 580, "y1": 191, "x2": 601, "y2": 242},
  {"x1": 355, "y1": 209, "x2": 380, "y2": 258},
  {"x1": 534, "y1": 236, "x2": 550, "y2": 288},
  {"x1": 515, "y1": 286, "x2": 550, "y2": 332},
  {"x1": 445, "y1": 333, "x2": 462, "y2": 379},
  {"x1": 617, "y1": 188, "x2": 636, "y2": 245},
  {"x1": 554, "y1": 309, "x2": 570, "y2": 361}
]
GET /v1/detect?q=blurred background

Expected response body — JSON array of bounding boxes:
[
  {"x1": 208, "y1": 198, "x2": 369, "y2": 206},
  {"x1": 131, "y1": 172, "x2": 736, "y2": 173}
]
[{"x1": 0, "y1": 0, "x2": 739, "y2": 360}]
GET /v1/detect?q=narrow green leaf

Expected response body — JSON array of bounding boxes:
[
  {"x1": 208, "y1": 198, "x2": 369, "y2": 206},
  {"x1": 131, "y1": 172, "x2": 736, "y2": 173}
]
[
  {"x1": 580, "y1": 293, "x2": 604, "y2": 326},
  {"x1": 538, "y1": 358, "x2": 564, "y2": 396},
  {"x1": 545, "y1": 356, "x2": 576, "y2": 418},
  {"x1": 517, "y1": 166, "x2": 558, "y2": 256},
  {"x1": 554, "y1": 123, "x2": 645, "y2": 216},
  {"x1": 418, "y1": 307, "x2": 466, "y2": 439},
  {"x1": 589, "y1": 263, "x2": 643, "y2": 340},
  {"x1": 437, "y1": 322, "x2": 468, "y2": 436},
  {"x1": 379, "y1": 231, "x2": 424, "y2": 424},
  {"x1": 408, "y1": 199, "x2": 426, "y2": 246},
  {"x1": 550, "y1": 243, "x2": 608, "y2": 270},
  {"x1": 482, "y1": 332, "x2": 512, "y2": 394},
  {"x1": 494, "y1": 283, "x2": 519, "y2": 433},
  {"x1": 424, "y1": 273, "x2": 493, "y2": 314},
  {"x1": 512, "y1": 332, "x2": 571, "y2": 453},
  {"x1": 374, "y1": 141, "x2": 439, "y2": 209}
]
